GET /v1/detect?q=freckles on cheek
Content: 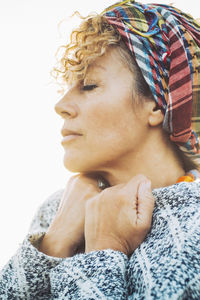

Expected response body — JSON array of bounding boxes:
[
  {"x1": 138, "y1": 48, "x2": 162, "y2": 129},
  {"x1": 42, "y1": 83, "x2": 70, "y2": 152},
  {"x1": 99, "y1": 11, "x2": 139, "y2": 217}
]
[{"x1": 88, "y1": 106, "x2": 109, "y2": 128}]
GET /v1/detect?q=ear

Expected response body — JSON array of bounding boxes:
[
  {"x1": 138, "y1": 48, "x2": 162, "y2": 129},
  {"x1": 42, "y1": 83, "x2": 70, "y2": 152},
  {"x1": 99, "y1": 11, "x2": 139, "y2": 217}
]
[{"x1": 147, "y1": 101, "x2": 164, "y2": 127}]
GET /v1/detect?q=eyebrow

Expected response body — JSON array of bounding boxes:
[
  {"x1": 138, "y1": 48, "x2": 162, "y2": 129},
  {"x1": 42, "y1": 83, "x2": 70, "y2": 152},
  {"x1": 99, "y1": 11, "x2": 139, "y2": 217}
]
[
  {"x1": 94, "y1": 64, "x2": 106, "y2": 70},
  {"x1": 88, "y1": 64, "x2": 107, "y2": 72}
]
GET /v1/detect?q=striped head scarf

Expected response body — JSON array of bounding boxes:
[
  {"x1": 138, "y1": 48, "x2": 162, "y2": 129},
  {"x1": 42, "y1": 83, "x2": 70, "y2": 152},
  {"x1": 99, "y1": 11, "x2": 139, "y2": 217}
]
[{"x1": 102, "y1": 0, "x2": 200, "y2": 160}]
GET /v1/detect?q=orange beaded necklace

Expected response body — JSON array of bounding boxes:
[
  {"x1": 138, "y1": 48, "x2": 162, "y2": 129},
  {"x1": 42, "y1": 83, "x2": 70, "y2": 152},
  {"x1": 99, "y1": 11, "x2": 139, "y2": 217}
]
[{"x1": 176, "y1": 169, "x2": 200, "y2": 183}]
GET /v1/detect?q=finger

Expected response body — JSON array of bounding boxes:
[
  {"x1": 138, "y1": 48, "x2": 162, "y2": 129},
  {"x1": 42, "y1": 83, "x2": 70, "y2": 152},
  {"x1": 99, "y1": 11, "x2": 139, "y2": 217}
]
[
  {"x1": 136, "y1": 180, "x2": 155, "y2": 226},
  {"x1": 121, "y1": 174, "x2": 149, "y2": 203}
]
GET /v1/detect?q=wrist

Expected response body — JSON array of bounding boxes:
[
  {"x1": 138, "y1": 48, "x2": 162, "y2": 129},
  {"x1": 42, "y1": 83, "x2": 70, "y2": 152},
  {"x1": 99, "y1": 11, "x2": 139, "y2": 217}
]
[
  {"x1": 85, "y1": 239, "x2": 128, "y2": 255},
  {"x1": 38, "y1": 233, "x2": 76, "y2": 258}
]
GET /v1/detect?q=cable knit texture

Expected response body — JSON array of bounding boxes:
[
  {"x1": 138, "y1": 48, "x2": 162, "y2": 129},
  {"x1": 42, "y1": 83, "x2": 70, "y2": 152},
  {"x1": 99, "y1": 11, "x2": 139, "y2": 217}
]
[{"x1": 0, "y1": 181, "x2": 200, "y2": 299}]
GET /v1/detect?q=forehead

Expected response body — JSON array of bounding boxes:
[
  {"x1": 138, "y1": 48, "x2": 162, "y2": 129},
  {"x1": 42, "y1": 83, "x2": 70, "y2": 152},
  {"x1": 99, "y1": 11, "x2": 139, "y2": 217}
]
[
  {"x1": 85, "y1": 48, "x2": 128, "y2": 76},
  {"x1": 65, "y1": 47, "x2": 132, "y2": 90}
]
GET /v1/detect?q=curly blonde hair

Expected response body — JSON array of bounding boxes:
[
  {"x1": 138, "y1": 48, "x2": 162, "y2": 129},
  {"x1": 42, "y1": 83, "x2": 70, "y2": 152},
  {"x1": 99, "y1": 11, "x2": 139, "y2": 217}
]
[{"x1": 52, "y1": 14, "x2": 121, "y2": 87}]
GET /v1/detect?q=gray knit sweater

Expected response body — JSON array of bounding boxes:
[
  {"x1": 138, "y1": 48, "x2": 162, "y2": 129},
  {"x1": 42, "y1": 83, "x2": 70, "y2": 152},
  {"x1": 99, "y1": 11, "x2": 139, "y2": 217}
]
[{"x1": 0, "y1": 181, "x2": 200, "y2": 299}]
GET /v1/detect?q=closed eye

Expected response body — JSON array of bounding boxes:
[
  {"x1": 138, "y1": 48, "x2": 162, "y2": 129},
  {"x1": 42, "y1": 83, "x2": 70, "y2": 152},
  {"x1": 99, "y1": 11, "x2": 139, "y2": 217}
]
[{"x1": 82, "y1": 84, "x2": 97, "y2": 91}]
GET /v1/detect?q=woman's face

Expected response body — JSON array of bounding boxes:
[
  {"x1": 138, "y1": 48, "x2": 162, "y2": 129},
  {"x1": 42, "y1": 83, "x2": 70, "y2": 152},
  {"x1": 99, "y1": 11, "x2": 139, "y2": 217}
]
[{"x1": 55, "y1": 47, "x2": 149, "y2": 173}]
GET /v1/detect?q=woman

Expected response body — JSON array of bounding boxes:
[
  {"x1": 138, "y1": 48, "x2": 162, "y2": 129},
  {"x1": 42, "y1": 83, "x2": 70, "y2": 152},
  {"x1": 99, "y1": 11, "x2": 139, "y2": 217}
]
[{"x1": 1, "y1": 0, "x2": 200, "y2": 299}]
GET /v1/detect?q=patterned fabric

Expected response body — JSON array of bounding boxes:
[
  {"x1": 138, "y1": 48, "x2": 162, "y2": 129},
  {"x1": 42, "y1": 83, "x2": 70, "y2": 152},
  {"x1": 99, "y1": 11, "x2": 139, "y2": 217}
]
[
  {"x1": 0, "y1": 183, "x2": 200, "y2": 299},
  {"x1": 102, "y1": 0, "x2": 200, "y2": 157},
  {"x1": 176, "y1": 168, "x2": 200, "y2": 182}
]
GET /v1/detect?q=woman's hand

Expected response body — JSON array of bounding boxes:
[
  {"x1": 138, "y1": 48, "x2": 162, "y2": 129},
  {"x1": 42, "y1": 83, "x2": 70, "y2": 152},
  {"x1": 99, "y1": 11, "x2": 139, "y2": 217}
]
[
  {"x1": 85, "y1": 175, "x2": 155, "y2": 256},
  {"x1": 38, "y1": 174, "x2": 100, "y2": 257}
]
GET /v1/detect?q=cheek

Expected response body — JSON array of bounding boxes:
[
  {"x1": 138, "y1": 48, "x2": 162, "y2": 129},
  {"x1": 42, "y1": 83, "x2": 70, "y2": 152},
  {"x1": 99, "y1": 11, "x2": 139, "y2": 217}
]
[
  {"x1": 85, "y1": 105, "x2": 123, "y2": 139},
  {"x1": 84, "y1": 105, "x2": 138, "y2": 150},
  {"x1": 81, "y1": 88, "x2": 146, "y2": 150}
]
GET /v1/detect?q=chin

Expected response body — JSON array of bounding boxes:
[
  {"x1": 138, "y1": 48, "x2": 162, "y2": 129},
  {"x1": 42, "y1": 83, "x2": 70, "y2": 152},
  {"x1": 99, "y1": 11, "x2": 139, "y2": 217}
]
[
  {"x1": 63, "y1": 154, "x2": 104, "y2": 174},
  {"x1": 63, "y1": 156, "x2": 92, "y2": 173},
  {"x1": 63, "y1": 159, "x2": 82, "y2": 173}
]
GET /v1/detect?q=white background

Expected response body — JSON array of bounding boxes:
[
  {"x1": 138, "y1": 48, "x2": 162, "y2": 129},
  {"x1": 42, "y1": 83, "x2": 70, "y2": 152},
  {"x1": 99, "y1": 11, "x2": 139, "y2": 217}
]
[{"x1": 0, "y1": 0, "x2": 199, "y2": 268}]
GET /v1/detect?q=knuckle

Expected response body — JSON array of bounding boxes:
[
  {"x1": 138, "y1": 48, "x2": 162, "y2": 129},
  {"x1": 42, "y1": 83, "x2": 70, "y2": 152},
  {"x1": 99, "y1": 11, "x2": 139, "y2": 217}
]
[
  {"x1": 101, "y1": 187, "x2": 112, "y2": 196},
  {"x1": 97, "y1": 187, "x2": 111, "y2": 200},
  {"x1": 68, "y1": 174, "x2": 96, "y2": 188},
  {"x1": 85, "y1": 199, "x2": 93, "y2": 210},
  {"x1": 67, "y1": 176, "x2": 75, "y2": 185},
  {"x1": 67, "y1": 174, "x2": 80, "y2": 184},
  {"x1": 86, "y1": 197, "x2": 96, "y2": 207}
]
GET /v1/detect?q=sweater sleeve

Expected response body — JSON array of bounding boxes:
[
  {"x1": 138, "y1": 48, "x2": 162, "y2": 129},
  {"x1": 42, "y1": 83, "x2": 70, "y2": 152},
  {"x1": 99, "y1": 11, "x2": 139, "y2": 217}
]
[
  {"x1": 126, "y1": 182, "x2": 200, "y2": 300},
  {"x1": 0, "y1": 232, "x2": 64, "y2": 299},
  {"x1": 0, "y1": 188, "x2": 129, "y2": 299},
  {"x1": 50, "y1": 249, "x2": 128, "y2": 299},
  {"x1": 0, "y1": 189, "x2": 64, "y2": 299},
  {"x1": 151, "y1": 183, "x2": 200, "y2": 300}
]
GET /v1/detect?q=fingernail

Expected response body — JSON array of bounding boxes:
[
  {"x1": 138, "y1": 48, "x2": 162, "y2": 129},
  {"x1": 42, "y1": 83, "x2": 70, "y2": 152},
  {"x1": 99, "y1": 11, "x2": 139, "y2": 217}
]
[
  {"x1": 140, "y1": 180, "x2": 151, "y2": 191},
  {"x1": 145, "y1": 180, "x2": 151, "y2": 189}
]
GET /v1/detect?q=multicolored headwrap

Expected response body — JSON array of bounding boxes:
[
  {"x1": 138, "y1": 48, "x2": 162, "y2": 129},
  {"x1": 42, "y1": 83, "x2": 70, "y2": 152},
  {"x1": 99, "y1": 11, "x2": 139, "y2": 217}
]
[{"x1": 102, "y1": 0, "x2": 200, "y2": 159}]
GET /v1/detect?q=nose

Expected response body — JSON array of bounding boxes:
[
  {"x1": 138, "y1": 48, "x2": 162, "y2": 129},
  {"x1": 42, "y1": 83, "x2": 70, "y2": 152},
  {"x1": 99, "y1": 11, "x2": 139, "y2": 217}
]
[{"x1": 54, "y1": 93, "x2": 78, "y2": 119}]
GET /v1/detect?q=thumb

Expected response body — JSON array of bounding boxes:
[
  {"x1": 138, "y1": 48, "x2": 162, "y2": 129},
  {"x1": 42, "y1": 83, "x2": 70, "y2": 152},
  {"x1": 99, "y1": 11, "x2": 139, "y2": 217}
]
[{"x1": 137, "y1": 180, "x2": 155, "y2": 226}]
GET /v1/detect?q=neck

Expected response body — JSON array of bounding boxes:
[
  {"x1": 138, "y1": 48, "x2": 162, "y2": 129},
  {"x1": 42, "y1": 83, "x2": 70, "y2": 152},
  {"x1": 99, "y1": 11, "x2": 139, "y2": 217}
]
[{"x1": 94, "y1": 131, "x2": 185, "y2": 189}]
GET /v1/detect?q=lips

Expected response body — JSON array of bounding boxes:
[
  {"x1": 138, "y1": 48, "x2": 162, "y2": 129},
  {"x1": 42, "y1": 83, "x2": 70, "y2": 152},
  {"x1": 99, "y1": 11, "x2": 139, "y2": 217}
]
[
  {"x1": 61, "y1": 128, "x2": 82, "y2": 137},
  {"x1": 61, "y1": 128, "x2": 82, "y2": 145}
]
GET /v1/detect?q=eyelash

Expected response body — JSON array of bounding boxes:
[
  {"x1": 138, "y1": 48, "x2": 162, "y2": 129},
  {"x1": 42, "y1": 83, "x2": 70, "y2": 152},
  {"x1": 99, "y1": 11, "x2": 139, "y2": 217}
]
[{"x1": 82, "y1": 84, "x2": 97, "y2": 91}]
